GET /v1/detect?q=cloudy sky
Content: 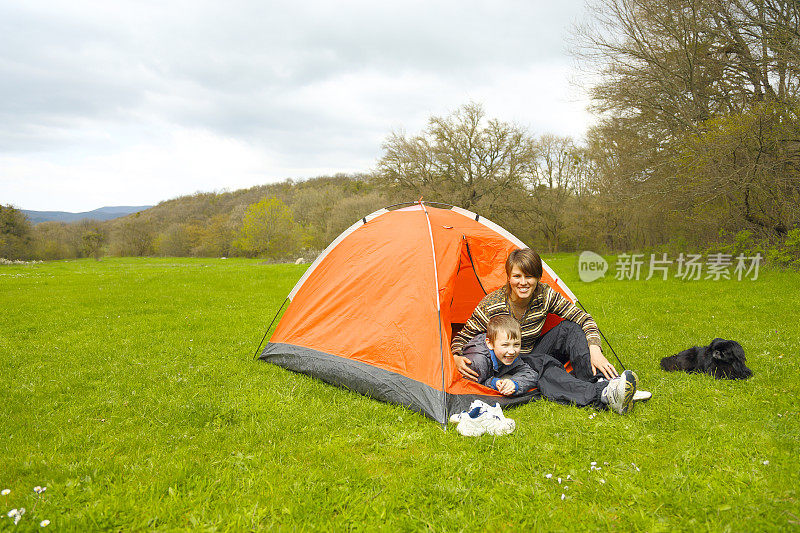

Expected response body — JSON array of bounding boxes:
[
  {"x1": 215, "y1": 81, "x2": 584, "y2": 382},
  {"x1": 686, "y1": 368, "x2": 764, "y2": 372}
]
[{"x1": 1, "y1": 0, "x2": 593, "y2": 212}]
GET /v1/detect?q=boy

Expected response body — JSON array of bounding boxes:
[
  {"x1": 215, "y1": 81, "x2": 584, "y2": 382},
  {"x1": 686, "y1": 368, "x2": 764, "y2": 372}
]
[
  {"x1": 462, "y1": 314, "x2": 639, "y2": 414},
  {"x1": 462, "y1": 315, "x2": 537, "y2": 396}
]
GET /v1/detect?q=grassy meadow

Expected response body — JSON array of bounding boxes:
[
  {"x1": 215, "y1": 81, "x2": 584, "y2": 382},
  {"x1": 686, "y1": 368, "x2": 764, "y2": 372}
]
[{"x1": 1, "y1": 255, "x2": 798, "y2": 531}]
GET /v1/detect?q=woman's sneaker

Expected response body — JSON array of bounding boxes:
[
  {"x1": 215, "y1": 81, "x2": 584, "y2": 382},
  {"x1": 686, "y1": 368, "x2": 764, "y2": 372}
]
[
  {"x1": 456, "y1": 405, "x2": 515, "y2": 436},
  {"x1": 633, "y1": 389, "x2": 652, "y2": 402},
  {"x1": 603, "y1": 370, "x2": 639, "y2": 414}
]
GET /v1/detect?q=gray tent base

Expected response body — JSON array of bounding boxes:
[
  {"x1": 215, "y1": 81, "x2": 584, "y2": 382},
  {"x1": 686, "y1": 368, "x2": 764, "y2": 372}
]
[{"x1": 260, "y1": 342, "x2": 540, "y2": 425}]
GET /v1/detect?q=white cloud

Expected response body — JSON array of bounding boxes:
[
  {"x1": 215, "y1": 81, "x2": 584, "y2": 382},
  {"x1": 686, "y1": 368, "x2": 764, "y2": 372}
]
[
  {"x1": 0, "y1": 0, "x2": 593, "y2": 211},
  {"x1": 4, "y1": 127, "x2": 277, "y2": 210}
]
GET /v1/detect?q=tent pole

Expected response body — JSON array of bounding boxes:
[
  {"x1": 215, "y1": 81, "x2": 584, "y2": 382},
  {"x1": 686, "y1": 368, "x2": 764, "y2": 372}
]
[
  {"x1": 420, "y1": 201, "x2": 449, "y2": 429},
  {"x1": 576, "y1": 301, "x2": 626, "y2": 371},
  {"x1": 463, "y1": 236, "x2": 488, "y2": 296},
  {"x1": 253, "y1": 297, "x2": 288, "y2": 360}
]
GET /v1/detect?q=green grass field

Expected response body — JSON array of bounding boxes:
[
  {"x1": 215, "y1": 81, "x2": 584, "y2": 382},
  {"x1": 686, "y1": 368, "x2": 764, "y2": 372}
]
[{"x1": 1, "y1": 256, "x2": 798, "y2": 531}]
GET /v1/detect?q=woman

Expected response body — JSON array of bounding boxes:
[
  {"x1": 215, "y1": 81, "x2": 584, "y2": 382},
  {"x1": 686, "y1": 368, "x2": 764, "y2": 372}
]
[{"x1": 451, "y1": 248, "x2": 646, "y2": 413}]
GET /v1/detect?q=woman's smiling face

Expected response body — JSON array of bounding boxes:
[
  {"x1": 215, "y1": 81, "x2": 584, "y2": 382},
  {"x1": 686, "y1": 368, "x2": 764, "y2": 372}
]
[{"x1": 508, "y1": 265, "x2": 538, "y2": 302}]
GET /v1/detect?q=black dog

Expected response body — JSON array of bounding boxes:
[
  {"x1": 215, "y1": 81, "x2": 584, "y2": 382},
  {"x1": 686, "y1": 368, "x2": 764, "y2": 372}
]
[{"x1": 661, "y1": 338, "x2": 752, "y2": 380}]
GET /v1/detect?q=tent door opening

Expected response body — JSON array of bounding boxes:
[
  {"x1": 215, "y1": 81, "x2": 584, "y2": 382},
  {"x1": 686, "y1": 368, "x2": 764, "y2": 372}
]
[{"x1": 448, "y1": 236, "x2": 496, "y2": 342}]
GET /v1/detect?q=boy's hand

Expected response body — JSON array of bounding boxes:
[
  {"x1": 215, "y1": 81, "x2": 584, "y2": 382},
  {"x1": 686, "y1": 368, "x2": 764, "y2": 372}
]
[
  {"x1": 453, "y1": 354, "x2": 479, "y2": 381},
  {"x1": 496, "y1": 379, "x2": 516, "y2": 396}
]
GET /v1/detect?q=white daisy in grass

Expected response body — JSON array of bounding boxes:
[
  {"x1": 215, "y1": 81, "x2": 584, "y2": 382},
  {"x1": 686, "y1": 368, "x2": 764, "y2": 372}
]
[
  {"x1": 1, "y1": 489, "x2": 9, "y2": 495},
  {"x1": 34, "y1": 486, "x2": 47, "y2": 494},
  {"x1": 7, "y1": 508, "x2": 25, "y2": 525},
  {"x1": 40, "y1": 519, "x2": 51, "y2": 527}
]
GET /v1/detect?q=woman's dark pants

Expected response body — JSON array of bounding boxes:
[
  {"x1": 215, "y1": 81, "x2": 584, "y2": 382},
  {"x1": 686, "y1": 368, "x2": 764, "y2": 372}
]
[{"x1": 521, "y1": 321, "x2": 607, "y2": 408}]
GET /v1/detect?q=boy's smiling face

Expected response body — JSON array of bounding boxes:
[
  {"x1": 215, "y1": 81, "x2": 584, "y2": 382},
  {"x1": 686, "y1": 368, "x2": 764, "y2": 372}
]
[{"x1": 486, "y1": 330, "x2": 521, "y2": 365}]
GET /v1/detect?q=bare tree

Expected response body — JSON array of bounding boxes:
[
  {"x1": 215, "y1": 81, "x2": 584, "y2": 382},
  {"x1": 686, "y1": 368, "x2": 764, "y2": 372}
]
[
  {"x1": 377, "y1": 103, "x2": 537, "y2": 214},
  {"x1": 110, "y1": 215, "x2": 155, "y2": 256},
  {"x1": 524, "y1": 135, "x2": 583, "y2": 252},
  {"x1": 574, "y1": 0, "x2": 800, "y2": 239},
  {"x1": 576, "y1": 0, "x2": 800, "y2": 130}
]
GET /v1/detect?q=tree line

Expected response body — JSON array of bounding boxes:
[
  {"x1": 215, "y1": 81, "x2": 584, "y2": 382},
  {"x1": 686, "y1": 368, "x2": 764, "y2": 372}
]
[
  {"x1": 575, "y1": 0, "x2": 800, "y2": 244},
  {"x1": 1, "y1": 175, "x2": 389, "y2": 261},
  {"x1": 2, "y1": 0, "x2": 799, "y2": 266}
]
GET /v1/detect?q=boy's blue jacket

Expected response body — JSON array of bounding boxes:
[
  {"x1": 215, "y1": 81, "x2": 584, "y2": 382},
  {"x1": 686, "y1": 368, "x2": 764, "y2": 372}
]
[{"x1": 462, "y1": 334, "x2": 539, "y2": 395}]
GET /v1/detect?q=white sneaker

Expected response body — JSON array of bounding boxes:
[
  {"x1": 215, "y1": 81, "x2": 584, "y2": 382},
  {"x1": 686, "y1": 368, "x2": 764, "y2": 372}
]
[
  {"x1": 486, "y1": 401, "x2": 503, "y2": 417},
  {"x1": 633, "y1": 389, "x2": 652, "y2": 402},
  {"x1": 456, "y1": 405, "x2": 515, "y2": 436},
  {"x1": 603, "y1": 370, "x2": 638, "y2": 414},
  {"x1": 449, "y1": 400, "x2": 492, "y2": 424},
  {"x1": 487, "y1": 402, "x2": 516, "y2": 432}
]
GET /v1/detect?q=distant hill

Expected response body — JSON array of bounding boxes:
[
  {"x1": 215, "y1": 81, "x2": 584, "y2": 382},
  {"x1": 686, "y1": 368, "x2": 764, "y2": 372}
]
[{"x1": 23, "y1": 206, "x2": 153, "y2": 224}]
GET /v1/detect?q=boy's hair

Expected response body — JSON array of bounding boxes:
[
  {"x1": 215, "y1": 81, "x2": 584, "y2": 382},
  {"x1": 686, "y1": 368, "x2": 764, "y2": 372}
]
[
  {"x1": 505, "y1": 248, "x2": 543, "y2": 279},
  {"x1": 486, "y1": 315, "x2": 521, "y2": 343}
]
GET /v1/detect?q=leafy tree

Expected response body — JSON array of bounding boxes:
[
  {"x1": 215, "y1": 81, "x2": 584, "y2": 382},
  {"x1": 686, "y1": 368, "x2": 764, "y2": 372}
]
[
  {"x1": 30, "y1": 222, "x2": 73, "y2": 260},
  {"x1": 154, "y1": 224, "x2": 192, "y2": 257},
  {"x1": 193, "y1": 213, "x2": 238, "y2": 257},
  {"x1": 675, "y1": 103, "x2": 800, "y2": 236},
  {"x1": 234, "y1": 197, "x2": 301, "y2": 258},
  {"x1": 81, "y1": 231, "x2": 104, "y2": 260},
  {"x1": 0, "y1": 205, "x2": 32, "y2": 259}
]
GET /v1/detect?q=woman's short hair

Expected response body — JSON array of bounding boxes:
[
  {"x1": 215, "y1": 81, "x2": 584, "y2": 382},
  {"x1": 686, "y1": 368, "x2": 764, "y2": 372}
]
[
  {"x1": 486, "y1": 315, "x2": 521, "y2": 343},
  {"x1": 505, "y1": 248, "x2": 543, "y2": 279}
]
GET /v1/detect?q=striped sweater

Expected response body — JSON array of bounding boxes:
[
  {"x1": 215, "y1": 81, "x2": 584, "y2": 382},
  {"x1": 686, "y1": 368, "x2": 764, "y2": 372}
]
[{"x1": 450, "y1": 283, "x2": 601, "y2": 357}]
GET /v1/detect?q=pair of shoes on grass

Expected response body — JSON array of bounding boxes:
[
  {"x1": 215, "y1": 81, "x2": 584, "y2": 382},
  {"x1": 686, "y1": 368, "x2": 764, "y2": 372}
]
[
  {"x1": 603, "y1": 370, "x2": 639, "y2": 414},
  {"x1": 450, "y1": 400, "x2": 515, "y2": 437}
]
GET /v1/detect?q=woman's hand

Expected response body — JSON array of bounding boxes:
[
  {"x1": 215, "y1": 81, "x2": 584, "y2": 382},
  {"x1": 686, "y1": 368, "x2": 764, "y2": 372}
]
[
  {"x1": 453, "y1": 354, "x2": 479, "y2": 381},
  {"x1": 589, "y1": 345, "x2": 618, "y2": 379}
]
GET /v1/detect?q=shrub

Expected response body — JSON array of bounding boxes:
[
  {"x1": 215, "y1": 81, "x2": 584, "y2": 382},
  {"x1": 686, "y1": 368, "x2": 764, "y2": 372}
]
[{"x1": 766, "y1": 228, "x2": 800, "y2": 269}]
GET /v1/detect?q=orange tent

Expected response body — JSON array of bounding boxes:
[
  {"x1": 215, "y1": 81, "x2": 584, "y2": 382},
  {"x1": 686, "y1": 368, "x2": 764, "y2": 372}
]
[{"x1": 259, "y1": 202, "x2": 579, "y2": 424}]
